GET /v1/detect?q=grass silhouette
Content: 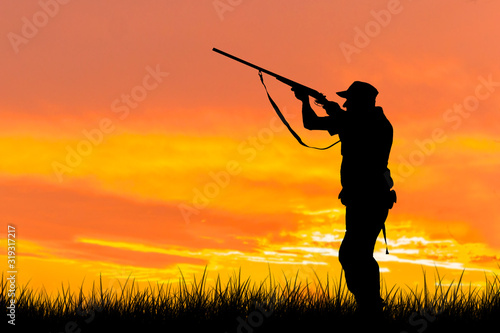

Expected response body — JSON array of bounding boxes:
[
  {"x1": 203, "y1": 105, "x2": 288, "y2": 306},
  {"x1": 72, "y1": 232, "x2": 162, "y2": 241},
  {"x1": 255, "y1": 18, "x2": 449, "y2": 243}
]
[{"x1": 1, "y1": 266, "x2": 499, "y2": 332}]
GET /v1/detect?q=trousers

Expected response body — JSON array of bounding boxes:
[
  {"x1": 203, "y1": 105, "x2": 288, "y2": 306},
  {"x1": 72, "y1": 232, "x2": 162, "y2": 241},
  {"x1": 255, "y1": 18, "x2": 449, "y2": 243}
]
[{"x1": 338, "y1": 203, "x2": 389, "y2": 307}]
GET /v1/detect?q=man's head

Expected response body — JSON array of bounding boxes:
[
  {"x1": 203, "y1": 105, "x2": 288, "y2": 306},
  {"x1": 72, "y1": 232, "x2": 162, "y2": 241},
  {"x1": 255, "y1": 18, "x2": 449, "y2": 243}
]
[{"x1": 336, "y1": 81, "x2": 378, "y2": 112}]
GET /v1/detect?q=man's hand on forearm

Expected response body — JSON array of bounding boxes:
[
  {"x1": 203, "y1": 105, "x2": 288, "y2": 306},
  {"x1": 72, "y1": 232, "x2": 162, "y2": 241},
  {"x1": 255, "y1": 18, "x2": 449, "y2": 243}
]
[
  {"x1": 296, "y1": 90, "x2": 320, "y2": 129},
  {"x1": 291, "y1": 86, "x2": 310, "y2": 103}
]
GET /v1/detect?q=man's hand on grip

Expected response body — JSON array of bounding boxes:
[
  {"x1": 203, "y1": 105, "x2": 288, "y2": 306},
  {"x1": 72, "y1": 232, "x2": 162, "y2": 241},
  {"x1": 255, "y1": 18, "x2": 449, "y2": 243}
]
[{"x1": 291, "y1": 86, "x2": 309, "y2": 102}]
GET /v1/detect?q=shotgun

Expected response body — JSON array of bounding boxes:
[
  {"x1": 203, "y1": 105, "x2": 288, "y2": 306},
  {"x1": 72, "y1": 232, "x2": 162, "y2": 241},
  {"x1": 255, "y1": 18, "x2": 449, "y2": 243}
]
[{"x1": 212, "y1": 48, "x2": 328, "y2": 105}]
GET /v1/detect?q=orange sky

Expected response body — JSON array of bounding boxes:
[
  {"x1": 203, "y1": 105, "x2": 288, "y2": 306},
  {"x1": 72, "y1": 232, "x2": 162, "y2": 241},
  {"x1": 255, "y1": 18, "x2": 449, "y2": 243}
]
[{"x1": 1, "y1": 0, "x2": 499, "y2": 294}]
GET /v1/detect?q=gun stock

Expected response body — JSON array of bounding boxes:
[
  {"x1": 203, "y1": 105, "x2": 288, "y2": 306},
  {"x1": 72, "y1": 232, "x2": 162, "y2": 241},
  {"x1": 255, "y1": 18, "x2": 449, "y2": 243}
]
[{"x1": 212, "y1": 48, "x2": 327, "y2": 104}]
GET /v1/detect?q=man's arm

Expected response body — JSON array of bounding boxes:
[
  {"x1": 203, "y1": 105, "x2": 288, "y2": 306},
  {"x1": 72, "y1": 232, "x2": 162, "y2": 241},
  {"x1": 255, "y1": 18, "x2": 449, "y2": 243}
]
[
  {"x1": 292, "y1": 87, "x2": 343, "y2": 133},
  {"x1": 304, "y1": 100, "x2": 334, "y2": 130}
]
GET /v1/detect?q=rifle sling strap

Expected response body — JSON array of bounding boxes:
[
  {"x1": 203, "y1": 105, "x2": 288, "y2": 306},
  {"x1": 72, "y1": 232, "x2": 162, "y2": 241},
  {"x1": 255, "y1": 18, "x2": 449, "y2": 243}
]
[
  {"x1": 258, "y1": 71, "x2": 340, "y2": 150},
  {"x1": 382, "y1": 224, "x2": 389, "y2": 255}
]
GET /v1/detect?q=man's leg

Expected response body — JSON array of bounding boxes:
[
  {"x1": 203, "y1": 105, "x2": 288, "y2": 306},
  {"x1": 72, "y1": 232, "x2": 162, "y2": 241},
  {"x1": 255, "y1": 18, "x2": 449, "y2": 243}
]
[{"x1": 338, "y1": 204, "x2": 389, "y2": 313}]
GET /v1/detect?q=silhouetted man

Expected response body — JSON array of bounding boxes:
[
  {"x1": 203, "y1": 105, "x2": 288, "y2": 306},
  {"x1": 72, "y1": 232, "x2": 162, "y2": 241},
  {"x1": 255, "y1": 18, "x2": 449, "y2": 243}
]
[{"x1": 293, "y1": 81, "x2": 396, "y2": 317}]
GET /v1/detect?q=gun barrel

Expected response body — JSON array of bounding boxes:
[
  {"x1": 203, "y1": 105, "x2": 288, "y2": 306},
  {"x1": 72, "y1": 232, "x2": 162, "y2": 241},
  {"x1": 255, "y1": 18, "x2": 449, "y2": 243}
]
[
  {"x1": 212, "y1": 48, "x2": 326, "y2": 102},
  {"x1": 212, "y1": 48, "x2": 279, "y2": 79}
]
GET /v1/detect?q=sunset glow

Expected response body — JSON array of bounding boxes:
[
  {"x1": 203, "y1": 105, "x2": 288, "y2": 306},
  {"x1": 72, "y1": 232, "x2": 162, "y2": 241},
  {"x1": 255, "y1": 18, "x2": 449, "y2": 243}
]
[{"x1": 1, "y1": 0, "x2": 499, "y2": 295}]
